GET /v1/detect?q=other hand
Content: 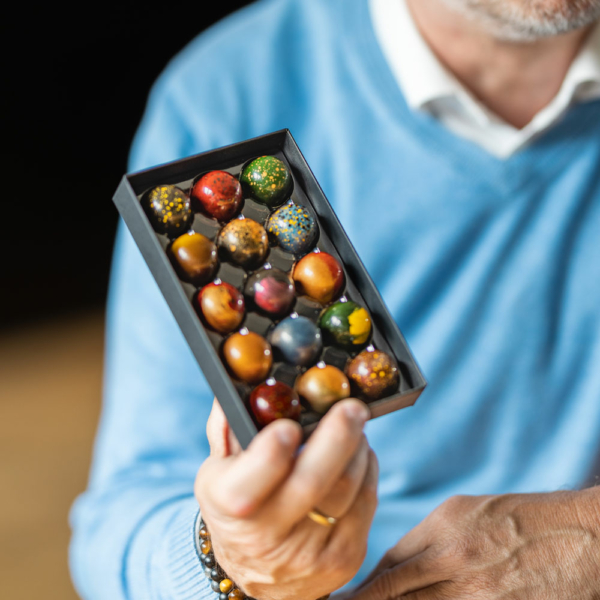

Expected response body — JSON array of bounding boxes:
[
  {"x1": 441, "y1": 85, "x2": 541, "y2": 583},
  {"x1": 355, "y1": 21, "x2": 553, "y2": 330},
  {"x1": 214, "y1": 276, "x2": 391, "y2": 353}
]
[
  {"x1": 351, "y1": 491, "x2": 600, "y2": 599},
  {"x1": 195, "y1": 398, "x2": 379, "y2": 600}
]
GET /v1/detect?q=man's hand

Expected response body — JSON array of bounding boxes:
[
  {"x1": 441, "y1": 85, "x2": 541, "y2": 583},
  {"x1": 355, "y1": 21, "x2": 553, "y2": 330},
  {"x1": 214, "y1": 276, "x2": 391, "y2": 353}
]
[
  {"x1": 195, "y1": 398, "x2": 379, "y2": 600},
  {"x1": 351, "y1": 491, "x2": 600, "y2": 599}
]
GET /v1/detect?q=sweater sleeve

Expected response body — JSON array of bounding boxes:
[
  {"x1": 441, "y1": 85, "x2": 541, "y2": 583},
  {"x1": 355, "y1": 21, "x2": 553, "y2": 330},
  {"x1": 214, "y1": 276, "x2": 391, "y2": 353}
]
[{"x1": 68, "y1": 75, "x2": 217, "y2": 600}]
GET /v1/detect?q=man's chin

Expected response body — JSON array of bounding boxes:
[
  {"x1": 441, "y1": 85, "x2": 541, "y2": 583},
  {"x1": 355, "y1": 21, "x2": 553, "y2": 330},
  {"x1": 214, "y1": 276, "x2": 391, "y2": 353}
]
[{"x1": 440, "y1": 0, "x2": 600, "y2": 42}]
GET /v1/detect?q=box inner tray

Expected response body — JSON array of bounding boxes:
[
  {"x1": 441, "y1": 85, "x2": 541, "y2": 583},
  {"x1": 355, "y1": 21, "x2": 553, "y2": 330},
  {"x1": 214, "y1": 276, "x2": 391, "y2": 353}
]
[{"x1": 114, "y1": 130, "x2": 426, "y2": 448}]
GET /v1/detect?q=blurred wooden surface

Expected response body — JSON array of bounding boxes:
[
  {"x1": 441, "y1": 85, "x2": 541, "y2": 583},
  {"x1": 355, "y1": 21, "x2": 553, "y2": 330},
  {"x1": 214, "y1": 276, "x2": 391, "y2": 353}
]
[{"x1": 0, "y1": 313, "x2": 104, "y2": 600}]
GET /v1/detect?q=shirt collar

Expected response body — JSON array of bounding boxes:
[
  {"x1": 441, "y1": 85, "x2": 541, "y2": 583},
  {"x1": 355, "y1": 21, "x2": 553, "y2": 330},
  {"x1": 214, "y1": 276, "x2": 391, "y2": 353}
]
[
  {"x1": 369, "y1": 0, "x2": 459, "y2": 110},
  {"x1": 562, "y1": 22, "x2": 600, "y2": 99}
]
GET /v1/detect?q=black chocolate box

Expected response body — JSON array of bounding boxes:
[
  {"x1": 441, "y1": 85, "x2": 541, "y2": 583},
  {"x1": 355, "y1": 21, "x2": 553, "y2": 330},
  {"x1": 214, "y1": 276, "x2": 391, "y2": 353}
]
[{"x1": 113, "y1": 129, "x2": 426, "y2": 449}]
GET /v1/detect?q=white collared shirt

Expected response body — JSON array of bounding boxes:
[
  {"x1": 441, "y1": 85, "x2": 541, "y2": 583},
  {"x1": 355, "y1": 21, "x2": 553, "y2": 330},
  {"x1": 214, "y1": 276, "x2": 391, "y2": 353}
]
[{"x1": 369, "y1": 0, "x2": 600, "y2": 158}]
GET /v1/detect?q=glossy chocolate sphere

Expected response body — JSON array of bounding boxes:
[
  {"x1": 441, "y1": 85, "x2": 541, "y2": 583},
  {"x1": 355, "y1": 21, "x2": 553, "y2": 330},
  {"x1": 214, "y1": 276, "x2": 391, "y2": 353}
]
[
  {"x1": 319, "y1": 301, "x2": 372, "y2": 350},
  {"x1": 296, "y1": 364, "x2": 350, "y2": 414},
  {"x1": 269, "y1": 316, "x2": 322, "y2": 366},
  {"x1": 217, "y1": 218, "x2": 269, "y2": 270},
  {"x1": 196, "y1": 282, "x2": 245, "y2": 333},
  {"x1": 249, "y1": 380, "x2": 301, "y2": 426},
  {"x1": 143, "y1": 185, "x2": 192, "y2": 236},
  {"x1": 245, "y1": 268, "x2": 295, "y2": 317},
  {"x1": 240, "y1": 156, "x2": 293, "y2": 208},
  {"x1": 191, "y1": 170, "x2": 243, "y2": 221},
  {"x1": 266, "y1": 202, "x2": 318, "y2": 255},
  {"x1": 292, "y1": 251, "x2": 345, "y2": 304},
  {"x1": 346, "y1": 349, "x2": 400, "y2": 400},
  {"x1": 169, "y1": 232, "x2": 218, "y2": 285},
  {"x1": 223, "y1": 331, "x2": 272, "y2": 384}
]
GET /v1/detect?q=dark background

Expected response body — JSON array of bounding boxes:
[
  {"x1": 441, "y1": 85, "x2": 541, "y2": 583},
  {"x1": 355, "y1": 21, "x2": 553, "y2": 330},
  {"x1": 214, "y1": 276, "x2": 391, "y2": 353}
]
[
  {"x1": 2, "y1": 1, "x2": 251, "y2": 331},
  {"x1": 1, "y1": 5, "x2": 250, "y2": 597}
]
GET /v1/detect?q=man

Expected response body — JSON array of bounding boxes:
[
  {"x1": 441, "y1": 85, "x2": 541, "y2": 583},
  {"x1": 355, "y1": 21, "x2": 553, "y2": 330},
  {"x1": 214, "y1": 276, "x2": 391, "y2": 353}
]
[{"x1": 70, "y1": 0, "x2": 600, "y2": 598}]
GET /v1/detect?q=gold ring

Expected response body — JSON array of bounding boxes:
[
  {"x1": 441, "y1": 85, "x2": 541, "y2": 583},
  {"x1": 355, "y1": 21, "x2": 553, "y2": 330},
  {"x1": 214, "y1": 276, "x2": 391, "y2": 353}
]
[{"x1": 307, "y1": 508, "x2": 338, "y2": 528}]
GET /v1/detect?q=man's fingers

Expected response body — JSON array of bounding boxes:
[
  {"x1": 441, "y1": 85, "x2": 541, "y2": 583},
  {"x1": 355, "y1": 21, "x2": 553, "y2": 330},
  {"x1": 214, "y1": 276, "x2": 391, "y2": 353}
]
[
  {"x1": 352, "y1": 549, "x2": 447, "y2": 600},
  {"x1": 356, "y1": 514, "x2": 436, "y2": 591},
  {"x1": 200, "y1": 418, "x2": 303, "y2": 518},
  {"x1": 264, "y1": 399, "x2": 369, "y2": 528},
  {"x1": 227, "y1": 423, "x2": 243, "y2": 455},
  {"x1": 322, "y1": 449, "x2": 379, "y2": 567},
  {"x1": 206, "y1": 398, "x2": 230, "y2": 458},
  {"x1": 355, "y1": 552, "x2": 393, "y2": 591},
  {"x1": 383, "y1": 514, "x2": 435, "y2": 567},
  {"x1": 222, "y1": 419, "x2": 303, "y2": 516},
  {"x1": 316, "y1": 435, "x2": 370, "y2": 519},
  {"x1": 392, "y1": 551, "x2": 450, "y2": 596},
  {"x1": 400, "y1": 582, "x2": 454, "y2": 600}
]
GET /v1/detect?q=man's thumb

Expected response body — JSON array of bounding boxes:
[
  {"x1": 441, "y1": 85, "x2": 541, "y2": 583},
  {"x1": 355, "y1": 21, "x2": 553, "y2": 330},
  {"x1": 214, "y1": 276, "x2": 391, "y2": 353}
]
[{"x1": 206, "y1": 398, "x2": 230, "y2": 458}]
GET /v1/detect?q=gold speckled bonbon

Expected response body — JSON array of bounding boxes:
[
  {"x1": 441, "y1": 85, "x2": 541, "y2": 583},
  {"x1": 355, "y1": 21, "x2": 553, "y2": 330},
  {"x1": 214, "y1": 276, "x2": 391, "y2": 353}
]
[
  {"x1": 346, "y1": 349, "x2": 400, "y2": 400},
  {"x1": 240, "y1": 156, "x2": 293, "y2": 208},
  {"x1": 143, "y1": 185, "x2": 192, "y2": 236},
  {"x1": 217, "y1": 218, "x2": 269, "y2": 270}
]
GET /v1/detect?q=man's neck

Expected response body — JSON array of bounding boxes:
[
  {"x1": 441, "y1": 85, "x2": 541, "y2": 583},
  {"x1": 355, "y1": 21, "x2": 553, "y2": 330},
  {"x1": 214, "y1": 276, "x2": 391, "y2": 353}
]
[{"x1": 406, "y1": 0, "x2": 592, "y2": 128}]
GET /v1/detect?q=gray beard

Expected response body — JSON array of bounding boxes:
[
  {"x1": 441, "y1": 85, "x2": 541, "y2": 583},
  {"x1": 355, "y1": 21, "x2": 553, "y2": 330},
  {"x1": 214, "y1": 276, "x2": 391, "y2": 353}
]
[{"x1": 439, "y1": 0, "x2": 600, "y2": 41}]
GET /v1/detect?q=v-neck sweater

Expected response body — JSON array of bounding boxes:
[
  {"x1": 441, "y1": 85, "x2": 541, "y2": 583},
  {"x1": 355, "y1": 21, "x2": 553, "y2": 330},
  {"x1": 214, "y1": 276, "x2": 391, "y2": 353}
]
[{"x1": 69, "y1": 1, "x2": 600, "y2": 598}]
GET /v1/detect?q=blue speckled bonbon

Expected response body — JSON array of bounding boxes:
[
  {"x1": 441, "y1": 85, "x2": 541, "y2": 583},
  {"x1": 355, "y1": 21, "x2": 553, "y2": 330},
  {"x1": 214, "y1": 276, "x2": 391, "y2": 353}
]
[{"x1": 266, "y1": 202, "x2": 319, "y2": 255}]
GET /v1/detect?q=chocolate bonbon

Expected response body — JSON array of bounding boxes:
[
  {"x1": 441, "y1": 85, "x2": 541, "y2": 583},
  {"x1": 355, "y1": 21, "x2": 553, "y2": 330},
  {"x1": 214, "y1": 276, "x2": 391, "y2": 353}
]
[
  {"x1": 240, "y1": 156, "x2": 293, "y2": 208},
  {"x1": 269, "y1": 315, "x2": 323, "y2": 366},
  {"x1": 346, "y1": 349, "x2": 400, "y2": 400},
  {"x1": 249, "y1": 380, "x2": 301, "y2": 425},
  {"x1": 292, "y1": 251, "x2": 345, "y2": 304},
  {"x1": 168, "y1": 232, "x2": 218, "y2": 285},
  {"x1": 217, "y1": 218, "x2": 269, "y2": 270},
  {"x1": 197, "y1": 282, "x2": 245, "y2": 334},
  {"x1": 319, "y1": 301, "x2": 372, "y2": 350},
  {"x1": 115, "y1": 130, "x2": 426, "y2": 445},
  {"x1": 191, "y1": 170, "x2": 243, "y2": 221},
  {"x1": 266, "y1": 202, "x2": 318, "y2": 255},
  {"x1": 245, "y1": 267, "x2": 295, "y2": 317},
  {"x1": 296, "y1": 364, "x2": 350, "y2": 414},
  {"x1": 223, "y1": 331, "x2": 272, "y2": 384},
  {"x1": 143, "y1": 185, "x2": 192, "y2": 236}
]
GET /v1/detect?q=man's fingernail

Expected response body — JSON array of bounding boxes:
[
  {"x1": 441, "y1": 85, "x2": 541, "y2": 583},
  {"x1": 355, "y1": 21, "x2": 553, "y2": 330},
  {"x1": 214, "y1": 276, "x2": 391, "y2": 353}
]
[
  {"x1": 344, "y1": 401, "x2": 370, "y2": 425},
  {"x1": 273, "y1": 421, "x2": 299, "y2": 447}
]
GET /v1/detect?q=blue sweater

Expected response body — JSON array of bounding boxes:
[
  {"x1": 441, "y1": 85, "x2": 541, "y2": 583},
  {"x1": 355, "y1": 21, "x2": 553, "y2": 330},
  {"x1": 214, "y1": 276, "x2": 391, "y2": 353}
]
[{"x1": 69, "y1": 0, "x2": 600, "y2": 598}]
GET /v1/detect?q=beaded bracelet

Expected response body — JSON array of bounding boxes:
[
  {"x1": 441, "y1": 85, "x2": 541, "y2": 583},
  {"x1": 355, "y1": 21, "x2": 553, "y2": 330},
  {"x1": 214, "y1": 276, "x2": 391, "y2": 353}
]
[
  {"x1": 194, "y1": 512, "x2": 330, "y2": 600},
  {"x1": 195, "y1": 513, "x2": 249, "y2": 600}
]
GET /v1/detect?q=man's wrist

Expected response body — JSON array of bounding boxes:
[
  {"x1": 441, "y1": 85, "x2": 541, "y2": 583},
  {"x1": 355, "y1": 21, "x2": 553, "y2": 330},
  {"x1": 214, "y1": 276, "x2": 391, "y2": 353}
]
[
  {"x1": 576, "y1": 487, "x2": 600, "y2": 533},
  {"x1": 193, "y1": 512, "x2": 332, "y2": 600},
  {"x1": 194, "y1": 512, "x2": 249, "y2": 600},
  {"x1": 572, "y1": 488, "x2": 600, "y2": 595},
  {"x1": 537, "y1": 489, "x2": 600, "y2": 595}
]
